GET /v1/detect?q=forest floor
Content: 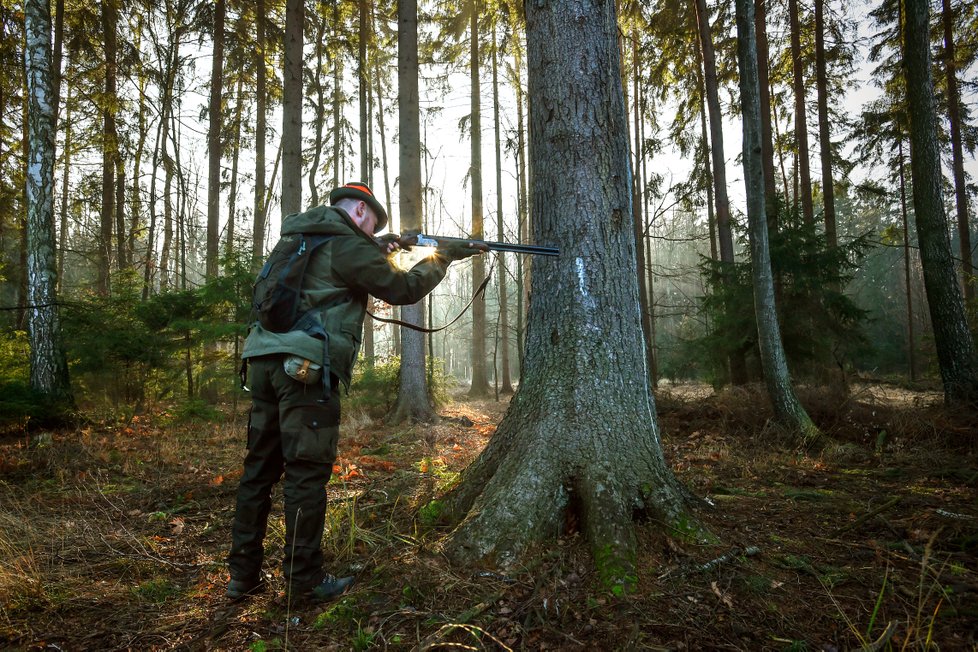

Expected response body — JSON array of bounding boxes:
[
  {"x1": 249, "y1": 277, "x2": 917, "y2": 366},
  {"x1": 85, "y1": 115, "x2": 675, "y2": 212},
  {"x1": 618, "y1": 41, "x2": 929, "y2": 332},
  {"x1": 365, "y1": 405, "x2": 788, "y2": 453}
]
[{"x1": 0, "y1": 381, "x2": 976, "y2": 651}]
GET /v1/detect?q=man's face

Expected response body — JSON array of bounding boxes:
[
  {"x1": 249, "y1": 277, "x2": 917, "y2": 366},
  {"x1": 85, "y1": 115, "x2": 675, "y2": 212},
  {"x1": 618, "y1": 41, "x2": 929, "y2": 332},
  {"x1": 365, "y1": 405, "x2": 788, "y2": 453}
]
[{"x1": 351, "y1": 201, "x2": 378, "y2": 235}]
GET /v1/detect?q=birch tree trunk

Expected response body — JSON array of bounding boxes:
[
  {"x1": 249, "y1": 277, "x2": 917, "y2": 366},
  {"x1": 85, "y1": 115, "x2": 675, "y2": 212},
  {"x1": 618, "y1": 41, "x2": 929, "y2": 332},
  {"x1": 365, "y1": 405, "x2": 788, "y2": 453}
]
[
  {"x1": 25, "y1": 0, "x2": 71, "y2": 403},
  {"x1": 388, "y1": 0, "x2": 437, "y2": 423},
  {"x1": 444, "y1": 0, "x2": 694, "y2": 585},
  {"x1": 904, "y1": 0, "x2": 978, "y2": 406},
  {"x1": 736, "y1": 0, "x2": 821, "y2": 445}
]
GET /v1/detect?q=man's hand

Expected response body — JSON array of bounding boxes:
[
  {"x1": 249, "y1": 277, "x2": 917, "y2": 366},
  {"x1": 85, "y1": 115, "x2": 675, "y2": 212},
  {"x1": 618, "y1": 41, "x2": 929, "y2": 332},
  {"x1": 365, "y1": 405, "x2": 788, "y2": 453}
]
[
  {"x1": 437, "y1": 240, "x2": 490, "y2": 261},
  {"x1": 377, "y1": 229, "x2": 422, "y2": 255}
]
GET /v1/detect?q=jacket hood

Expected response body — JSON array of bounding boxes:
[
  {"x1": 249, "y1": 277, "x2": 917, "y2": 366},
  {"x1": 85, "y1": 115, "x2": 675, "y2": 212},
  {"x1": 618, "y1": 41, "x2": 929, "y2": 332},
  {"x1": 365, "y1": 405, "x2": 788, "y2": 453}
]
[{"x1": 280, "y1": 205, "x2": 362, "y2": 238}]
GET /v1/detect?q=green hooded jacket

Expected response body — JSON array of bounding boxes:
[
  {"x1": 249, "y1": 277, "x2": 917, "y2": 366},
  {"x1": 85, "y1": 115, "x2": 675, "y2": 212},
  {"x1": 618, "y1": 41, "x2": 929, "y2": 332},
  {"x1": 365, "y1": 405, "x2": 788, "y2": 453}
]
[{"x1": 242, "y1": 205, "x2": 450, "y2": 389}]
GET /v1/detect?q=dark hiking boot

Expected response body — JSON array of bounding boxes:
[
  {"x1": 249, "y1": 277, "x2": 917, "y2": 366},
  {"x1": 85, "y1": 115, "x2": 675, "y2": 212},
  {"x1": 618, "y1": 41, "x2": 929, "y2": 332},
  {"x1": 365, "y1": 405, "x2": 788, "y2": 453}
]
[
  {"x1": 289, "y1": 573, "x2": 354, "y2": 604},
  {"x1": 226, "y1": 577, "x2": 267, "y2": 601}
]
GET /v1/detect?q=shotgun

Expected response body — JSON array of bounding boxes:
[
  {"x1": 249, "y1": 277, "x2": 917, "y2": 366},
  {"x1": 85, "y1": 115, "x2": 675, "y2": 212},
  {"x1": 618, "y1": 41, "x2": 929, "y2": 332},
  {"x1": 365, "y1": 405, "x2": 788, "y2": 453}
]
[{"x1": 389, "y1": 232, "x2": 559, "y2": 257}]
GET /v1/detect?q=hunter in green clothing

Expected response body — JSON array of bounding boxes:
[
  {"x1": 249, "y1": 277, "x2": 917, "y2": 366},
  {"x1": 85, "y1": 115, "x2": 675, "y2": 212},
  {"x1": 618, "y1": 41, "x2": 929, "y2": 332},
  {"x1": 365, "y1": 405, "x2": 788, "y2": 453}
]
[{"x1": 227, "y1": 182, "x2": 483, "y2": 604}]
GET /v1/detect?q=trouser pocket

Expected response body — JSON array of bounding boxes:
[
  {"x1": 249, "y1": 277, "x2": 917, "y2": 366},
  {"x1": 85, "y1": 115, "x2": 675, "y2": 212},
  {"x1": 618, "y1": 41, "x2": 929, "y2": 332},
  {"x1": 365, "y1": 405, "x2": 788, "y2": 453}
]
[{"x1": 294, "y1": 421, "x2": 339, "y2": 464}]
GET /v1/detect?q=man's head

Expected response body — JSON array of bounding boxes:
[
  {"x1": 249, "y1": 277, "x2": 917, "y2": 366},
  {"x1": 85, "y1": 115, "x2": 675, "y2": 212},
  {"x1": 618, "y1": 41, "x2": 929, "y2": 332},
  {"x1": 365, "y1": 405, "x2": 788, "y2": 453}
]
[{"x1": 329, "y1": 182, "x2": 388, "y2": 235}]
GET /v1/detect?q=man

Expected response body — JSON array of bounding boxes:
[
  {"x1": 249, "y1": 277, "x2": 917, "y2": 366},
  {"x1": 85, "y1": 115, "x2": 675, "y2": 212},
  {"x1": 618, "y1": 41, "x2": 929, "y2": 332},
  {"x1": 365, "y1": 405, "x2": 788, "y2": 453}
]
[{"x1": 227, "y1": 181, "x2": 483, "y2": 604}]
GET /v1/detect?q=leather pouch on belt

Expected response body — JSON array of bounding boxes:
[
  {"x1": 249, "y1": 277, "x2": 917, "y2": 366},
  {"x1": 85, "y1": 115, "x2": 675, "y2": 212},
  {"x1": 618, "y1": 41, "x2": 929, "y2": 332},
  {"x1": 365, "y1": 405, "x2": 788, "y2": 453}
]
[{"x1": 283, "y1": 355, "x2": 323, "y2": 385}]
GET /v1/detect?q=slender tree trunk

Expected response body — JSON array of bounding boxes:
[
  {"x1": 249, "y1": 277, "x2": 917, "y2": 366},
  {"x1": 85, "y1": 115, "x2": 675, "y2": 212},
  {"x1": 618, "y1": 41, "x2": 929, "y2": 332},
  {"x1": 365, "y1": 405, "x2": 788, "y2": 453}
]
[
  {"x1": 358, "y1": 0, "x2": 376, "y2": 364},
  {"x1": 898, "y1": 141, "x2": 917, "y2": 382},
  {"x1": 115, "y1": 154, "x2": 126, "y2": 268},
  {"x1": 331, "y1": 0, "x2": 342, "y2": 188},
  {"x1": 491, "y1": 26, "x2": 513, "y2": 394},
  {"x1": 206, "y1": 0, "x2": 224, "y2": 278},
  {"x1": 469, "y1": 0, "x2": 490, "y2": 397},
  {"x1": 309, "y1": 7, "x2": 327, "y2": 207},
  {"x1": 388, "y1": 0, "x2": 437, "y2": 423},
  {"x1": 130, "y1": 25, "x2": 149, "y2": 266},
  {"x1": 735, "y1": 0, "x2": 821, "y2": 445},
  {"x1": 755, "y1": 0, "x2": 778, "y2": 226},
  {"x1": 281, "y1": 0, "x2": 303, "y2": 216},
  {"x1": 25, "y1": 0, "x2": 72, "y2": 404},
  {"x1": 445, "y1": 0, "x2": 693, "y2": 584},
  {"x1": 696, "y1": 52, "x2": 718, "y2": 261},
  {"x1": 227, "y1": 75, "x2": 243, "y2": 258},
  {"x1": 632, "y1": 33, "x2": 655, "y2": 388},
  {"x1": 98, "y1": 1, "x2": 118, "y2": 295},
  {"x1": 57, "y1": 90, "x2": 70, "y2": 292},
  {"x1": 814, "y1": 0, "x2": 836, "y2": 248},
  {"x1": 512, "y1": 38, "x2": 529, "y2": 374},
  {"x1": 788, "y1": 0, "x2": 814, "y2": 225},
  {"x1": 941, "y1": 0, "x2": 974, "y2": 302},
  {"x1": 904, "y1": 0, "x2": 978, "y2": 406},
  {"x1": 693, "y1": 0, "x2": 747, "y2": 385},
  {"x1": 253, "y1": 0, "x2": 268, "y2": 267}
]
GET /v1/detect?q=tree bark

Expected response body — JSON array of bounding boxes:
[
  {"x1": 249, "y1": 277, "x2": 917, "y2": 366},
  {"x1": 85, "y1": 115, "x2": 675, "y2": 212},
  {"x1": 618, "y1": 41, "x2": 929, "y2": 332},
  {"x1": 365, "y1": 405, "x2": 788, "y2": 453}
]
[
  {"x1": 941, "y1": 0, "x2": 974, "y2": 302},
  {"x1": 309, "y1": 6, "x2": 327, "y2": 207},
  {"x1": 281, "y1": 0, "x2": 304, "y2": 217},
  {"x1": 755, "y1": 0, "x2": 778, "y2": 226},
  {"x1": 898, "y1": 141, "x2": 917, "y2": 382},
  {"x1": 445, "y1": 0, "x2": 694, "y2": 585},
  {"x1": 253, "y1": 0, "x2": 268, "y2": 267},
  {"x1": 227, "y1": 75, "x2": 243, "y2": 258},
  {"x1": 98, "y1": 1, "x2": 119, "y2": 295},
  {"x1": 904, "y1": 0, "x2": 978, "y2": 406},
  {"x1": 206, "y1": 0, "x2": 225, "y2": 278},
  {"x1": 24, "y1": 0, "x2": 72, "y2": 404},
  {"x1": 692, "y1": 0, "x2": 748, "y2": 385},
  {"x1": 735, "y1": 0, "x2": 822, "y2": 444},
  {"x1": 359, "y1": 0, "x2": 376, "y2": 365},
  {"x1": 814, "y1": 0, "x2": 836, "y2": 248},
  {"x1": 469, "y1": 0, "x2": 490, "y2": 397},
  {"x1": 632, "y1": 33, "x2": 655, "y2": 390},
  {"x1": 388, "y1": 0, "x2": 437, "y2": 424},
  {"x1": 788, "y1": 0, "x2": 814, "y2": 225},
  {"x1": 491, "y1": 26, "x2": 513, "y2": 394}
]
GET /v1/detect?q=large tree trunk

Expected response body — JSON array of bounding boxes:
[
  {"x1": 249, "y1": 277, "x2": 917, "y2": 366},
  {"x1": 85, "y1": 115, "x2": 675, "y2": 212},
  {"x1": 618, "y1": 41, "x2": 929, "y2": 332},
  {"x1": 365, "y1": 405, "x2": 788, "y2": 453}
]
[
  {"x1": 252, "y1": 0, "x2": 268, "y2": 267},
  {"x1": 468, "y1": 0, "x2": 490, "y2": 397},
  {"x1": 788, "y1": 0, "x2": 814, "y2": 226},
  {"x1": 735, "y1": 0, "x2": 821, "y2": 445},
  {"x1": 25, "y1": 0, "x2": 72, "y2": 404},
  {"x1": 904, "y1": 0, "x2": 978, "y2": 406},
  {"x1": 491, "y1": 26, "x2": 513, "y2": 394},
  {"x1": 814, "y1": 0, "x2": 836, "y2": 248},
  {"x1": 444, "y1": 0, "x2": 693, "y2": 586},
  {"x1": 206, "y1": 0, "x2": 224, "y2": 278},
  {"x1": 941, "y1": 0, "x2": 974, "y2": 302},
  {"x1": 281, "y1": 0, "x2": 303, "y2": 217},
  {"x1": 692, "y1": 0, "x2": 748, "y2": 386},
  {"x1": 388, "y1": 0, "x2": 437, "y2": 424}
]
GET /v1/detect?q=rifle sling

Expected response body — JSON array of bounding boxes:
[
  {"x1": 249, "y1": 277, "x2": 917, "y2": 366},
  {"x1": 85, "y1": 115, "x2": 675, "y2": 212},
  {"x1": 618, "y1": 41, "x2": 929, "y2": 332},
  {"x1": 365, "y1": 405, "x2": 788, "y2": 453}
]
[{"x1": 367, "y1": 259, "x2": 494, "y2": 334}]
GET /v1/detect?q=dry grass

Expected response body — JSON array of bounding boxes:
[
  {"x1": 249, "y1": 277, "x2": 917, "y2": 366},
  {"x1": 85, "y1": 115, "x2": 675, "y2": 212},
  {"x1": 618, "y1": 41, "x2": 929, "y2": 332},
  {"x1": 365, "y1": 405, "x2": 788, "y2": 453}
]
[{"x1": 0, "y1": 385, "x2": 975, "y2": 649}]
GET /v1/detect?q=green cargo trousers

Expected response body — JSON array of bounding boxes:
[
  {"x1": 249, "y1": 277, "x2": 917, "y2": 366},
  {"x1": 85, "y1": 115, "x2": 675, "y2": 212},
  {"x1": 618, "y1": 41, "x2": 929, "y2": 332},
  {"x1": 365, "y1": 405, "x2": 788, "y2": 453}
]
[{"x1": 228, "y1": 354, "x2": 340, "y2": 591}]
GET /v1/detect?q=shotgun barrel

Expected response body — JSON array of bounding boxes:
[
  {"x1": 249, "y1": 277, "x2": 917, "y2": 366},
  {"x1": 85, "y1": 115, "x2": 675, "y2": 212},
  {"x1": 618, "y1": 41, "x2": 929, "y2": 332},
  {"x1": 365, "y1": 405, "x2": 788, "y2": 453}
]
[{"x1": 411, "y1": 233, "x2": 559, "y2": 256}]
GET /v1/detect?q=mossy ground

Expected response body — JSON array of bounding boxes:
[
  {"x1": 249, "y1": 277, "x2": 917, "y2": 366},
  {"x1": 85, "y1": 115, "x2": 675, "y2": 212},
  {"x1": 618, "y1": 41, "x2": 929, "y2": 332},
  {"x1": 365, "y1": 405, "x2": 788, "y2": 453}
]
[{"x1": 0, "y1": 382, "x2": 976, "y2": 650}]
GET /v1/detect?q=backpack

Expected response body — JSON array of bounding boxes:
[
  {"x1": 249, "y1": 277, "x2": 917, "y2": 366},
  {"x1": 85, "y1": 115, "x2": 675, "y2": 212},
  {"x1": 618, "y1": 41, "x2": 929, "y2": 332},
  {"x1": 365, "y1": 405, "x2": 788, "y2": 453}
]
[{"x1": 251, "y1": 233, "x2": 334, "y2": 333}]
